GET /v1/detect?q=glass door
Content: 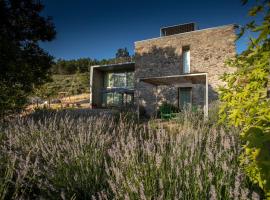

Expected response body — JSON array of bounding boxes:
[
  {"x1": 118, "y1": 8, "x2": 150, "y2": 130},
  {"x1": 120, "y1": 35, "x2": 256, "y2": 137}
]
[{"x1": 179, "y1": 87, "x2": 192, "y2": 109}]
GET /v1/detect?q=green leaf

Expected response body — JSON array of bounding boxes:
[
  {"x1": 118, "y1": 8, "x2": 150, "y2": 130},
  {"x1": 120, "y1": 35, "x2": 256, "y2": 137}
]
[{"x1": 249, "y1": 5, "x2": 263, "y2": 16}]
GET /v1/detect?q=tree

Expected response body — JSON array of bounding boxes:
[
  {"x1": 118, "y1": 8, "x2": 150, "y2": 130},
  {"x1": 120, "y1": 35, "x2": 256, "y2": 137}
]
[
  {"x1": 219, "y1": 0, "x2": 270, "y2": 197},
  {"x1": 51, "y1": 58, "x2": 100, "y2": 75},
  {"x1": 34, "y1": 82, "x2": 57, "y2": 108},
  {"x1": 115, "y1": 47, "x2": 130, "y2": 58},
  {"x1": 0, "y1": 0, "x2": 56, "y2": 116}
]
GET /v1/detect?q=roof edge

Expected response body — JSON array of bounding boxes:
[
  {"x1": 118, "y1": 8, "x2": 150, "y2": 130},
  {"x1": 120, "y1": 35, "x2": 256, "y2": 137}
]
[
  {"x1": 91, "y1": 61, "x2": 135, "y2": 68},
  {"x1": 135, "y1": 24, "x2": 238, "y2": 44},
  {"x1": 139, "y1": 72, "x2": 208, "y2": 81},
  {"x1": 160, "y1": 22, "x2": 197, "y2": 30}
]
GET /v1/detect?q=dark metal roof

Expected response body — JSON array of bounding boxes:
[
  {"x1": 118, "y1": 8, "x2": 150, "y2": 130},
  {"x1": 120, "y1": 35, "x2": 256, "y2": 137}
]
[{"x1": 161, "y1": 22, "x2": 197, "y2": 36}]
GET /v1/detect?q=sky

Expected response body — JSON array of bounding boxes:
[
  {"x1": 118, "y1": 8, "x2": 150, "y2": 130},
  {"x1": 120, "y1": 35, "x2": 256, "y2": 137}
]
[{"x1": 40, "y1": 0, "x2": 256, "y2": 60}]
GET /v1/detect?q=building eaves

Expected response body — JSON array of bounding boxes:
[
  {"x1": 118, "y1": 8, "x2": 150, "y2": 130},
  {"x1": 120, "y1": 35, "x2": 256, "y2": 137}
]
[{"x1": 135, "y1": 24, "x2": 238, "y2": 44}]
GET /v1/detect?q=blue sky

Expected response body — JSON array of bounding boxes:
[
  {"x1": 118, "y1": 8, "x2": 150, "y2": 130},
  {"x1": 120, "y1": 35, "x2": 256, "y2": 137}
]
[{"x1": 40, "y1": 0, "x2": 256, "y2": 60}]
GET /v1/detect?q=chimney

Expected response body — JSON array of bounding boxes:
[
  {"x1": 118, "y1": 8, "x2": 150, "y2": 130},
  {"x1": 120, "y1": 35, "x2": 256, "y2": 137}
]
[{"x1": 160, "y1": 22, "x2": 197, "y2": 37}]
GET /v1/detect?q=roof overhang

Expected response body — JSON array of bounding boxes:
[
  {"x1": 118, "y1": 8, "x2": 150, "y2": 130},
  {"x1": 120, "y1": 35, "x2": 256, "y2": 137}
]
[
  {"x1": 139, "y1": 73, "x2": 207, "y2": 86},
  {"x1": 92, "y1": 62, "x2": 135, "y2": 72},
  {"x1": 101, "y1": 87, "x2": 134, "y2": 94}
]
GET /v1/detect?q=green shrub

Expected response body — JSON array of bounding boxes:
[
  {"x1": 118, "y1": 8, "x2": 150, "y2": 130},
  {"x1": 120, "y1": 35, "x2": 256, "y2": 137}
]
[
  {"x1": 219, "y1": 1, "x2": 270, "y2": 197},
  {"x1": 0, "y1": 111, "x2": 261, "y2": 199},
  {"x1": 158, "y1": 102, "x2": 179, "y2": 115}
]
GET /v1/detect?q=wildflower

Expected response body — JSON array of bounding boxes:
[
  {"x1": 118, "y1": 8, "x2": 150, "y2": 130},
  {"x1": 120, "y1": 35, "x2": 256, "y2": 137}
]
[
  {"x1": 155, "y1": 154, "x2": 162, "y2": 169},
  {"x1": 221, "y1": 161, "x2": 228, "y2": 172},
  {"x1": 240, "y1": 188, "x2": 249, "y2": 200},
  {"x1": 198, "y1": 178, "x2": 203, "y2": 192},
  {"x1": 251, "y1": 191, "x2": 260, "y2": 200},
  {"x1": 233, "y1": 170, "x2": 242, "y2": 199},
  {"x1": 159, "y1": 178, "x2": 164, "y2": 190},
  {"x1": 210, "y1": 185, "x2": 217, "y2": 200},
  {"x1": 207, "y1": 151, "x2": 215, "y2": 163},
  {"x1": 139, "y1": 183, "x2": 147, "y2": 200},
  {"x1": 208, "y1": 172, "x2": 213, "y2": 182},
  {"x1": 196, "y1": 165, "x2": 201, "y2": 176}
]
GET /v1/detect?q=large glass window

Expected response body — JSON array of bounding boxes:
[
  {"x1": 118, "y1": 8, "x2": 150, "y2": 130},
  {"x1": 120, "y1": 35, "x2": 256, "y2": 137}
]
[
  {"x1": 103, "y1": 71, "x2": 134, "y2": 107},
  {"x1": 103, "y1": 92, "x2": 133, "y2": 107},
  {"x1": 105, "y1": 72, "x2": 134, "y2": 88}
]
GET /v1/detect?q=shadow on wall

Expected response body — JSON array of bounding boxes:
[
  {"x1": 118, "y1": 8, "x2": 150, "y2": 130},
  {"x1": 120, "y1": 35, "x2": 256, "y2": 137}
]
[{"x1": 135, "y1": 45, "x2": 218, "y2": 117}]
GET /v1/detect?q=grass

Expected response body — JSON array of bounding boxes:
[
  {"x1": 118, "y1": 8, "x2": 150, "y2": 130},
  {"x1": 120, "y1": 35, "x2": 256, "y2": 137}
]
[{"x1": 0, "y1": 109, "x2": 262, "y2": 199}]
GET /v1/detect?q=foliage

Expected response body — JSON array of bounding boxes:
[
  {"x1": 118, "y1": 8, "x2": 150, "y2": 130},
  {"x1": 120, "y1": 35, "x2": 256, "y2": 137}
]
[
  {"x1": 0, "y1": 0, "x2": 56, "y2": 116},
  {"x1": 158, "y1": 102, "x2": 179, "y2": 114},
  {"x1": 0, "y1": 111, "x2": 261, "y2": 199},
  {"x1": 33, "y1": 72, "x2": 89, "y2": 100},
  {"x1": 107, "y1": 120, "x2": 254, "y2": 199},
  {"x1": 0, "y1": 114, "x2": 114, "y2": 199},
  {"x1": 115, "y1": 47, "x2": 130, "y2": 58},
  {"x1": 208, "y1": 101, "x2": 221, "y2": 125},
  {"x1": 51, "y1": 49, "x2": 133, "y2": 75},
  {"x1": 51, "y1": 58, "x2": 99, "y2": 74},
  {"x1": 219, "y1": 0, "x2": 270, "y2": 197}
]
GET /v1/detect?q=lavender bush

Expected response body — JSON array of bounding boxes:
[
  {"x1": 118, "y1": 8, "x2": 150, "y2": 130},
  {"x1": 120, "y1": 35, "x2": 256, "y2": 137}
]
[
  {"x1": 106, "y1": 121, "x2": 254, "y2": 199},
  {"x1": 0, "y1": 115, "x2": 115, "y2": 199},
  {"x1": 0, "y1": 111, "x2": 261, "y2": 199}
]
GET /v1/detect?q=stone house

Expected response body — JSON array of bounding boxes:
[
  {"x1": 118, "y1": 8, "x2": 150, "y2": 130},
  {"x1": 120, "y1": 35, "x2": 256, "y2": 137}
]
[{"x1": 90, "y1": 23, "x2": 237, "y2": 117}]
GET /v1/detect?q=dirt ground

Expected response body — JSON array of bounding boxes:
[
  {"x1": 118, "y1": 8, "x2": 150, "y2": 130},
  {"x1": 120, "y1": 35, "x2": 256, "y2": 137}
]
[{"x1": 29, "y1": 93, "x2": 90, "y2": 111}]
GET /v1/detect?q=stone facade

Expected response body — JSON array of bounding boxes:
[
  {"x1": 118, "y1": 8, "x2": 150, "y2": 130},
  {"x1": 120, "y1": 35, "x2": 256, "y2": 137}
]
[{"x1": 134, "y1": 25, "x2": 237, "y2": 116}]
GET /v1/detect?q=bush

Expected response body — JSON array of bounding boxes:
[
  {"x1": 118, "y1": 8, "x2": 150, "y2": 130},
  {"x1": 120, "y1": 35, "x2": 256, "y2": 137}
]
[
  {"x1": 0, "y1": 114, "x2": 114, "y2": 199},
  {"x1": 0, "y1": 111, "x2": 261, "y2": 199},
  {"x1": 106, "y1": 121, "x2": 259, "y2": 199},
  {"x1": 219, "y1": 1, "x2": 270, "y2": 197},
  {"x1": 157, "y1": 102, "x2": 179, "y2": 116}
]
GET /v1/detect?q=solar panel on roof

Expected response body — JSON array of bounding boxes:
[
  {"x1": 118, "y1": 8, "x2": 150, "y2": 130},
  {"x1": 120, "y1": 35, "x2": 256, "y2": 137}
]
[{"x1": 161, "y1": 23, "x2": 197, "y2": 36}]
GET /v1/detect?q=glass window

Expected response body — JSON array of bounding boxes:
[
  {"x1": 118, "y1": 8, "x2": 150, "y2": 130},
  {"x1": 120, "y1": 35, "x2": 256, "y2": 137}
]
[
  {"x1": 106, "y1": 93, "x2": 114, "y2": 105},
  {"x1": 182, "y1": 46, "x2": 190, "y2": 73},
  {"x1": 125, "y1": 94, "x2": 134, "y2": 105},
  {"x1": 104, "y1": 72, "x2": 134, "y2": 88},
  {"x1": 112, "y1": 73, "x2": 126, "y2": 88},
  {"x1": 126, "y1": 72, "x2": 134, "y2": 88},
  {"x1": 102, "y1": 92, "x2": 124, "y2": 106}
]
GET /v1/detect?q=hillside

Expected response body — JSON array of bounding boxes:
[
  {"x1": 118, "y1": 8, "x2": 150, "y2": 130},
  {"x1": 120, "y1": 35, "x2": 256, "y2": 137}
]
[
  {"x1": 50, "y1": 73, "x2": 89, "y2": 95},
  {"x1": 37, "y1": 72, "x2": 89, "y2": 98},
  {"x1": 29, "y1": 73, "x2": 90, "y2": 109}
]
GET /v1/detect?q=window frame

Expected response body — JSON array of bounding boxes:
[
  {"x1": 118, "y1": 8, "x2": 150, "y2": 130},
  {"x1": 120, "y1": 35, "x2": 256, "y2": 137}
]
[
  {"x1": 182, "y1": 46, "x2": 190, "y2": 74},
  {"x1": 178, "y1": 87, "x2": 192, "y2": 109}
]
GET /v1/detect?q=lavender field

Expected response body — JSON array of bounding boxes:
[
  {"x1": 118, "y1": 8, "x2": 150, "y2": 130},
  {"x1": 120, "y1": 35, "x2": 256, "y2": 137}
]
[{"x1": 0, "y1": 111, "x2": 261, "y2": 199}]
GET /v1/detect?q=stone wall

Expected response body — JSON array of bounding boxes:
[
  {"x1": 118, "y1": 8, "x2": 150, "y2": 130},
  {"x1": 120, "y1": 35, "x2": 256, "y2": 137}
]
[
  {"x1": 134, "y1": 25, "x2": 237, "y2": 116},
  {"x1": 91, "y1": 68, "x2": 104, "y2": 107}
]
